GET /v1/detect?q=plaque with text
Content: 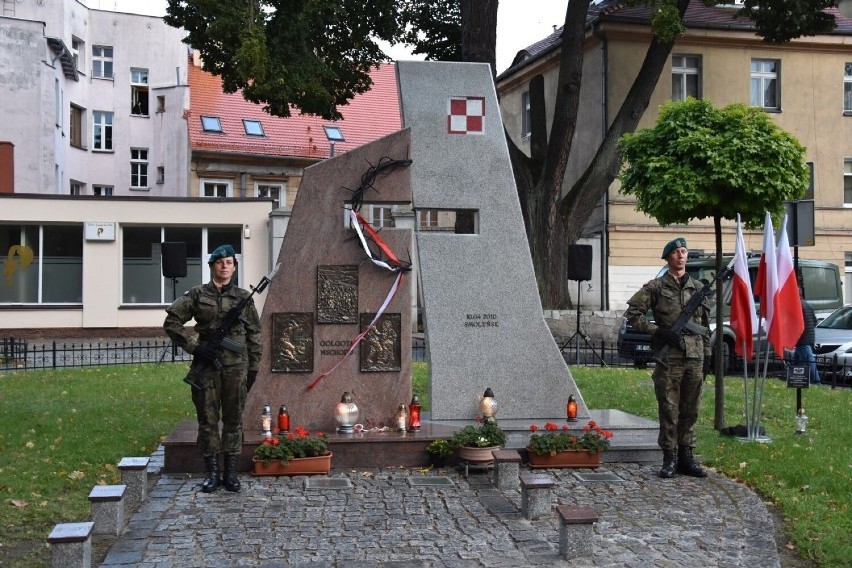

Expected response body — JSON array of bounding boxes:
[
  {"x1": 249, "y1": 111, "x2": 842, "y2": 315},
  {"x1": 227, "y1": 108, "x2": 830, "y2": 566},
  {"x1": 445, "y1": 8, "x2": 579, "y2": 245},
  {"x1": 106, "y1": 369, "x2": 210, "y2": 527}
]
[
  {"x1": 271, "y1": 312, "x2": 314, "y2": 372},
  {"x1": 359, "y1": 313, "x2": 401, "y2": 372},
  {"x1": 317, "y1": 265, "x2": 358, "y2": 324}
]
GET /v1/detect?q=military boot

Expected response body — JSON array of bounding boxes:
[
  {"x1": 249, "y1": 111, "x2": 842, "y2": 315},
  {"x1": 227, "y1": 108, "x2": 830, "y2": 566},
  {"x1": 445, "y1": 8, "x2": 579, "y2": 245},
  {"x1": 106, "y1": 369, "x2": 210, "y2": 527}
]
[
  {"x1": 222, "y1": 455, "x2": 241, "y2": 492},
  {"x1": 658, "y1": 449, "x2": 677, "y2": 478},
  {"x1": 677, "y1": 445, "x2": 707, "y2": 477},
  {"x1": 201, "y1": 454, "x2": 220, "y2": 493}
]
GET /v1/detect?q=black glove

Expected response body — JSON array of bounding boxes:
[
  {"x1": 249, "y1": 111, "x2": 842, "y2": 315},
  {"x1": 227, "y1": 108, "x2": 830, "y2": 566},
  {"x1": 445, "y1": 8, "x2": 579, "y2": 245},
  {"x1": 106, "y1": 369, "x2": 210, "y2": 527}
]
[
  {"x1": 703, "y1": 357, "x2": 712, "y2": 378},
  {"x1": 193, "y1": 341, "x2": 218, "y2": 364},
  {"x1": 246, "y1": 370, "x2": 257, "y2": 392},
  {"x1": 654, "y1": 327, "x2": 683, "y2": 349}
]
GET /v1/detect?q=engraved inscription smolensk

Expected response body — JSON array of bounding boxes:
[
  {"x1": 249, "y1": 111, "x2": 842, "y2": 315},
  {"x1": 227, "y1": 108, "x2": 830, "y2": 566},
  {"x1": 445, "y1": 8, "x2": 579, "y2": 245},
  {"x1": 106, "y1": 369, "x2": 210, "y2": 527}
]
[
  {"x1": 360, "y1": 313, "x2": 401, "y2": 372},
  {"x1": 317, "y1": 265, "x2": 358, "y2": 324},
  {"x1": 271, "y1": 313, "x2": 314, "y2": 372},
  {"x1": 464, "y1": 313, "x2": 499, "y2": 328}
]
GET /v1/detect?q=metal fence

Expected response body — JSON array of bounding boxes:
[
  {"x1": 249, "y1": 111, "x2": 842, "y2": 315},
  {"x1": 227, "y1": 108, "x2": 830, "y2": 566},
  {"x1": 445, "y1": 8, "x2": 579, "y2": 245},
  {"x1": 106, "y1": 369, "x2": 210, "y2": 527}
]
[{"x1": 2, "y1": 335, "x2": 848, "y2": 388}]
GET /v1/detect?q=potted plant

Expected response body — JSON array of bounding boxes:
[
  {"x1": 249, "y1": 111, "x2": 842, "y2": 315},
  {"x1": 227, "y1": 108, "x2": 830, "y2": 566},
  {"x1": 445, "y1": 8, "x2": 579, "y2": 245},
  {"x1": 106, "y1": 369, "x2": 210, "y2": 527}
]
[
  {"x1": 252, "y1": 425, "x2": 332, "y2": 476},
  {"x1": 451, "y1": 421, "x2": 506, "y2": 464},
  {"x1": 526, "y1": 420, "x2": 613, "y2": 469},
  {"x1": 425, "y1": 438, "x2": 453, "y2": 468}
]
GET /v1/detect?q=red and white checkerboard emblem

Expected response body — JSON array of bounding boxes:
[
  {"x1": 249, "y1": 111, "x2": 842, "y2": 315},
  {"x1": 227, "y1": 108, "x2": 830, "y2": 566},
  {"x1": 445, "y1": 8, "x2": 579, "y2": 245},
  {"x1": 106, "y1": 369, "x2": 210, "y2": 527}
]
[{"x1": 447, "y1": 96, "x2": 485, "y2": 135}]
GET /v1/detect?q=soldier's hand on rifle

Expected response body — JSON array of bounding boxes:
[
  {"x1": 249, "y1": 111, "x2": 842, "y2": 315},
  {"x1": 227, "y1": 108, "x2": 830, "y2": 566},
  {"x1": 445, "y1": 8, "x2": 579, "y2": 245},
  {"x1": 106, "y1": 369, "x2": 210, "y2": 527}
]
[
  {"x1": 193, "y1": 341, "x2": 218, "y2": 364},
  {"x1": 246, "y1": 370, "x2": 257, "y2": 391},
  {"x1": 654, "y1": 327, "x2": 682, "y2": 349}
]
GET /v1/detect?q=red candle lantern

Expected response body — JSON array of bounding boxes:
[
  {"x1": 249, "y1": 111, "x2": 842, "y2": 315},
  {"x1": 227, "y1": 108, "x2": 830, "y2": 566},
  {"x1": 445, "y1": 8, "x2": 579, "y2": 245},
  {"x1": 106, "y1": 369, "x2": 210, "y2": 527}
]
[
  {"x1": 407, "y1": 394, "x2": 422, "y2": 432},
  {"x1": 566, "y1": 395, "x2": 578, "y2": 422},
  {"x1": 277, "y1": 404, "x2": 290, "y2": 433}
]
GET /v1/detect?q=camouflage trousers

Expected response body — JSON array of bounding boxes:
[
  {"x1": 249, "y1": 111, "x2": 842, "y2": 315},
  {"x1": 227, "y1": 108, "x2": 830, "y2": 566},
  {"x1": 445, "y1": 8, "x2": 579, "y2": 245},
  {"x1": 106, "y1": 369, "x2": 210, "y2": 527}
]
[
  {"x1": 190, "y1": 361, "x2": 247, "y2": 457},
  {"x1": 651, "y1": 357, "x2": 704, "y2": 450}
]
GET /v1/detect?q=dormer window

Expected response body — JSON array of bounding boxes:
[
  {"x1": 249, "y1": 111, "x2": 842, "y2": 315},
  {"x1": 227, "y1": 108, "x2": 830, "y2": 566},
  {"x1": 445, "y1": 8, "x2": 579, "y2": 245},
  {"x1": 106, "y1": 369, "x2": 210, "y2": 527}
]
[
  {"x1": 243, "y1": 119, "x2": 264, "y2": 136},
  {"x1": 201, "y1": 115, "x2": 222, "y2": 132}
]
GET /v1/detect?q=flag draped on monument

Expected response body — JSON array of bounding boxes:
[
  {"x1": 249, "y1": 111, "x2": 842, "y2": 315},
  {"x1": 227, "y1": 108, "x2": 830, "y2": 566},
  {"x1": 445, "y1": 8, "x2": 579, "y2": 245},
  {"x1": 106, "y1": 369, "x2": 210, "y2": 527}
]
[
  {"x1": 768, "y1": 215, "x2": 804, "y2": 353},
  {"x1": 753, "y1": 211, "x2": 777, "y2": 334},
  {"x1": 730, "y1": 215, "x2": 758, "y2": 360}
]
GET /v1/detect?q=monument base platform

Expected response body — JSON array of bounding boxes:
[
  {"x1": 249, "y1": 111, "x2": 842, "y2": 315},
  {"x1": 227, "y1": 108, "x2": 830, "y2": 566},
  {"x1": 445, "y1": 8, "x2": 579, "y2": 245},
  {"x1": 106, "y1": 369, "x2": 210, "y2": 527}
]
[{"x1": 161, "y1": 409, "x2": 660, "y2": 473}]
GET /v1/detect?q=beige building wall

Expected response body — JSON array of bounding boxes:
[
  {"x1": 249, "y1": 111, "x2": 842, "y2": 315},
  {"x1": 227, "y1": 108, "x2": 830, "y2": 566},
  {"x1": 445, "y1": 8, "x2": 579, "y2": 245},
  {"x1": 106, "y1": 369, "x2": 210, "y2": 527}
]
[
  {"x1": 499, "y1": 20, "x2": 852, "y2": 310},
  {"x1": 1, "y1": 196, "x2": 274, "y2": 332}
]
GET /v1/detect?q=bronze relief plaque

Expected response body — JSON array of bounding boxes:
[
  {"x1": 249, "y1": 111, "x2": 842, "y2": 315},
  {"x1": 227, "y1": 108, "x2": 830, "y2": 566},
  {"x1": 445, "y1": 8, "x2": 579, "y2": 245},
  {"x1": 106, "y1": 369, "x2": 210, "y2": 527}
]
[
  {"x1": 317, "y1": 265, "x2": 358, "y2": 324},
  {"x1": 271, "y1": 312, "x2": 314, "y2": 372},
  {"x1": 359, "y1": 313, "x2": 401, "y2": 372}
]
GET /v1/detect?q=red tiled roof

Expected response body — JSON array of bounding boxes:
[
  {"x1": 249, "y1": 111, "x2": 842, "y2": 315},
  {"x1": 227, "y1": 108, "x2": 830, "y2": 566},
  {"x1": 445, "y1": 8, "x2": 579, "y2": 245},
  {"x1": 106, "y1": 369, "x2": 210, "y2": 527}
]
[{"x1": 188, "y1": 62, "x2": 401, "y2": 159}]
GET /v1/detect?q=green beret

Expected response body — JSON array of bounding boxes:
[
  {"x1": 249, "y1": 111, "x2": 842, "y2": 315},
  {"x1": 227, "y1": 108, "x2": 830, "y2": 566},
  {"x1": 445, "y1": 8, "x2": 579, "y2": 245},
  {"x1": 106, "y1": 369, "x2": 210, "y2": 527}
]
[
  {"x1": 661, "y1": 238, "x2": 687, "y2": 259},
  {"x1": 208, "y1": 244, "x2": 236, "y2": 264}
]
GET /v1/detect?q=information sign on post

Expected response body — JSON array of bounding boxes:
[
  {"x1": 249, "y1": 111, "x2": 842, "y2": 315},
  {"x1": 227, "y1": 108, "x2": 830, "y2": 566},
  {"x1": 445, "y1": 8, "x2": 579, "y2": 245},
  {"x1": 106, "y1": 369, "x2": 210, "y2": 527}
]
[
  {"x1": 786, "y1": 365, "x2": 810, "y2": 389},
  {"x1": 783, "y1": 200, "x2": 815, "y2": 247}
]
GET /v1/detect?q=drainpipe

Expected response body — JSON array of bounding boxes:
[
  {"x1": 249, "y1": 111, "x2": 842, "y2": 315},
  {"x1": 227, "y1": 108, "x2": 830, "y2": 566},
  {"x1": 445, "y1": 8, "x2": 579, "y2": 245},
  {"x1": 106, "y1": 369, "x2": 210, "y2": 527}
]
[{"x1": 594, "y1": 23, "x2": 610, "y2": 311}]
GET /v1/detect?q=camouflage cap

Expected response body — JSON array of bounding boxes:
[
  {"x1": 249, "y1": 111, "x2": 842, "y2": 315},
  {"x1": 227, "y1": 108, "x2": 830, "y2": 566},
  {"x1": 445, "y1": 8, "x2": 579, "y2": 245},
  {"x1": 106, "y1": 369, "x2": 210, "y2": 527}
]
[
  {"x1": 661, "y1": 237, "x2": 687, "y2": 259},
  {"x1": 208, "y1": 244, "x2": 236, "y2": 265}
]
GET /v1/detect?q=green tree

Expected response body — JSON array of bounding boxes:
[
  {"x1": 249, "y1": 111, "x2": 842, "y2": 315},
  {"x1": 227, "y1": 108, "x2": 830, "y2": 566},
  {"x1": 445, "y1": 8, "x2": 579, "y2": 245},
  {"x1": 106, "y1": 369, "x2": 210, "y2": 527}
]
[
  {"x1": 164, "y1": 0, "x2": 838, "y2": 306},
  {"x1": 617, "y1": 97, "x2": 809, "y2": 429}
]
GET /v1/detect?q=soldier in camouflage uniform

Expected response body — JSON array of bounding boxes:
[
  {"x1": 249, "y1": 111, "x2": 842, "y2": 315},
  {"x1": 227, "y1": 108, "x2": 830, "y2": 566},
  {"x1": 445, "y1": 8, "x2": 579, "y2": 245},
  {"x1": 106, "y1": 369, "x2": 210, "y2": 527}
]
[
  {"x1": 163, "y1": 244, "x2": 262, "y2": 493},
  {"x1": 625, "y1": 238, "x2": 711, "y2": 479}
]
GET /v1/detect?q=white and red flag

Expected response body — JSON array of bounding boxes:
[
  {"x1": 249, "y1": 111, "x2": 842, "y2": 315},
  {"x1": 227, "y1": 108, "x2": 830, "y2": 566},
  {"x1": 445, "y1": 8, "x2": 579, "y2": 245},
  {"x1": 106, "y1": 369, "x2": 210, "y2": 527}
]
[
  {"x1": 768, "y1": 215, "x2": 804, "y2": 353},
  {"x1": 730, "y1": 214, "x2": 758, "y2": 360},
  {"x1": 753, "y1": 211, "x2": 777, "y2": 334}
]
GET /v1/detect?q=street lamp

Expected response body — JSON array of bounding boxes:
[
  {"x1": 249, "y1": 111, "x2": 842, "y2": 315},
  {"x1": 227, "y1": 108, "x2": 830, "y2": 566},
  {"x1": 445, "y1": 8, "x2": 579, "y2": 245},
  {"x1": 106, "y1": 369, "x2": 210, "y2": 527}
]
[{"x1": 323, "y1": 125, "x2": 345, "y2": 158}]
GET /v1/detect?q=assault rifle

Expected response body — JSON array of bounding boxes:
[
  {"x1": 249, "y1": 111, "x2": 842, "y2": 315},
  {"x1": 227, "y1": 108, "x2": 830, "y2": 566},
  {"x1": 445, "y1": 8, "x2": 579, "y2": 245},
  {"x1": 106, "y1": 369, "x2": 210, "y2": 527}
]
[
  {"x1": 184, "y1": 263, "x2": 280, "y2": 388},
  {"x1": 653, "y1": 258, "x2": 735, "y2": 369}
]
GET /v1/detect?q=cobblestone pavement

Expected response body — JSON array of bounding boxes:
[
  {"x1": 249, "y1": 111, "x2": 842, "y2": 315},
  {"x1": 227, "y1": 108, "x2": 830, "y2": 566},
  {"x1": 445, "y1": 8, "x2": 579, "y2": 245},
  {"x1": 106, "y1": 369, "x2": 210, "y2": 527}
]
[{"x1": 100, "y1": 461, "x2": 779, "y2": 567}]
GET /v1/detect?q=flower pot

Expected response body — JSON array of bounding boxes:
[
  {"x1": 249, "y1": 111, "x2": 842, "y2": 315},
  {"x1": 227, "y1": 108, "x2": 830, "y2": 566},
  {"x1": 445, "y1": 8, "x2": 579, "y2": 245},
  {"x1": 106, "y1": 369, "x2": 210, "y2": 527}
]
[
  {"x1": 252, "y1": 452, "x2": 332, "y2": 476},
  {"x1": 527, "y1": 449, "x2": 601, "y2": 469},
  {"x1": 458, "y1": 445, "x2": 501, "y2": 464}
]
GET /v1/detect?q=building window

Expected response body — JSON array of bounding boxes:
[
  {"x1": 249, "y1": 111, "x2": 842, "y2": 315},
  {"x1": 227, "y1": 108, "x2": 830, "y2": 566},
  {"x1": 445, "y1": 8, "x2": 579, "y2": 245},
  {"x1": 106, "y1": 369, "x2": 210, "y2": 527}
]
[
  {"x1": 70, "y1": 181, "x2": 82, "y2": 195},
  {"x1": 201, "y1": 116, "x2": 222, "y2": 132},
  {"x1": 369, "y1": 205, "x2": 394, "y2": 228},
  {"x1": 71, "y1": 37, "x2": 82, "y2": 72},
  {"x1": 417, "y1": 210, "x2": 439, "y2": 230},
  {"x1": 845, "y1": 159, "x2": 852, "y2": 205},
  {"x1": 0, "y1": 224, "x2": 83, "y2": 304},
  {"x1": 256, "y1": 183, "x2": 285, "y2": 208},
  {"x1": 243, "y1": 119, "x2": 264, "y2": 136},
  {"x1": 93, "y1": 185, "x2": 113, "y2": 196},
  {"x1": 92, "y1": 111, "x2": 113, "y2": 151},
  {"x1": 92, "y1": 45, "x2": 113, "y2": 79},
  {"x1": 672, "y1": 54, "x2": 701, "y2": 101},
  {"x1": 156, "y1": 166, "x2": 165, "y2": 184},
  {"x1": 121, "y1": 226, "x2": 241, "y2": 303},
  {"x1": 157, "y1": 95, "x2": 165, "y2": 113},
  {"x1": 131, "y1": 148, "x2": 149, "y2": 189},
  {"x1": 70, "y1": 104, "x2": 84, "y2": 148},
  {"x1": 202, "y1": 179, "x2": 231, "y2": 198},
  {"x1": 846, "y1": 253, "x2": 852, "y2": 305},
  {"x1": 750, "y1": 59, "x2": 780, "y2": 110},
  {"x1": 845, "y1": 63, "x2": 852, "y2": 114},
  {"x1": 521, "y1": 91, "x2": 531, "y2": 138},
  {"x1": 131, "y1": 68, "x2": 149, "y2": 116}
]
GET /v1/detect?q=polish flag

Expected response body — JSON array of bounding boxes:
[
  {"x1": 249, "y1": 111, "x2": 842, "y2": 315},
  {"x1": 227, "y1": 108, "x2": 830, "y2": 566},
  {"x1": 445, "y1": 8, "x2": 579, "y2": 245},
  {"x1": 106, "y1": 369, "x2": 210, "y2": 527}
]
[
  {"x1": 768, "y1": 215, "x2": 804, "y2": 353},
  {"x1": 753, "y1": 211, "x2": 777, "y2": 334},
  {"x1": 730, "y1": 215, "x2": 758, "y2": 360}
]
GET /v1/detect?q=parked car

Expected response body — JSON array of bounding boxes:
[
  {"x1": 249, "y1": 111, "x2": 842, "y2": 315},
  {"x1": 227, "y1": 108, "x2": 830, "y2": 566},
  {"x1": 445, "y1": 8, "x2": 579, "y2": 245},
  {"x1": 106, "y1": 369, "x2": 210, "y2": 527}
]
[
  {"x1": 618, "y1": 253, "x2": 844, "y2": 369},
  {"x1": 814, "y1": 306, "x2": 852, "y2": 377}
]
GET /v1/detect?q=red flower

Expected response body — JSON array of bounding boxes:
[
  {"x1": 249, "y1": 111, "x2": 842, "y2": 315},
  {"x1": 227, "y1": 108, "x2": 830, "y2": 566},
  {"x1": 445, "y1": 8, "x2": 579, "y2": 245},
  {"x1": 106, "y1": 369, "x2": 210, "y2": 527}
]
[
  {"x1": 529, "y1": 424, "x2": 539, "y2": 432},
  {"x1": 545, "y1": 422, "x2": 559, "y2": 431},
  {"x1": 562, "y1": 425, "x2": 569, "y2": 430},
  {"x1": 588, "y1": 420, "x2": 597, "y2": 429},
  {"x1": 295, "y1": 425, "x2": 309, "y2": 438}
]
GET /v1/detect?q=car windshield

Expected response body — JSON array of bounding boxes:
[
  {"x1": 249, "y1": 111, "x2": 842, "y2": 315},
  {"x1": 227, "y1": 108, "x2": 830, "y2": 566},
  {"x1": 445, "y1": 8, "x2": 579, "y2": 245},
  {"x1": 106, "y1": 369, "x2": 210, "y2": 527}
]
[{"x1": 817, "y1": 307, "x2": 852, "y2": 330}]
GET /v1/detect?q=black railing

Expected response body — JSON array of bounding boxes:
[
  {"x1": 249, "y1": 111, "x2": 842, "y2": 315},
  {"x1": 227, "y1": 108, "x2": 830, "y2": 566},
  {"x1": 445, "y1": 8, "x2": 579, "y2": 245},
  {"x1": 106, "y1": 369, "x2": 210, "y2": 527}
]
[{"x1": 2, "y1": 335, "x2": 848, "y2": 388}]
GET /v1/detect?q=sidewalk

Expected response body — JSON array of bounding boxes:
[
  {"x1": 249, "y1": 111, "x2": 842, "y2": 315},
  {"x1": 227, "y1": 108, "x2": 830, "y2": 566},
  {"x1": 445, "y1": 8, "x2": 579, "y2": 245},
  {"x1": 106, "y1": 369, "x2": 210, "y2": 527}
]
[{"x1": 98, "y1": 458, "x2": 781, "y2": 567}]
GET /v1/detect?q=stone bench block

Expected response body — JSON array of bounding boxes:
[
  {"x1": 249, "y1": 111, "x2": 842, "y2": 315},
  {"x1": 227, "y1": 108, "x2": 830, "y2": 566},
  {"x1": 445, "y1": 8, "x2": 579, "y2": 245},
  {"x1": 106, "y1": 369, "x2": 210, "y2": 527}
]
[
  {"x1": 519, "y1": 473, "x2": 554, "y2": 519},
  {"x1": 492, "y1": 449, "x2": 521, "y2": 490},
  {"x1": 557, "y1": 504, "x2": 599, "y2": 559},
  {"x1": 117, "y1": 457, "x2": 149, "y2": 510},
  {"x1": 47, "y1": 521, "x2": 94, "y2": 568},
  {"x1": 88, "y1": 484, "x2": 126, "y2": 536}
]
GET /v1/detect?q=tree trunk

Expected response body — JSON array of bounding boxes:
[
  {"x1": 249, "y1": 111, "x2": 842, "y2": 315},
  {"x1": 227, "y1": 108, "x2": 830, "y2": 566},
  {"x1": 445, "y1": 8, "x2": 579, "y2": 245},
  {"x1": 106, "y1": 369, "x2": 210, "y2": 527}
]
[
  {"x1": 460, "y1": 0, "x2": 497, "y2": 74},
  {"x1": 713, "y1": 213, "x2": 726, "y2": 431}
]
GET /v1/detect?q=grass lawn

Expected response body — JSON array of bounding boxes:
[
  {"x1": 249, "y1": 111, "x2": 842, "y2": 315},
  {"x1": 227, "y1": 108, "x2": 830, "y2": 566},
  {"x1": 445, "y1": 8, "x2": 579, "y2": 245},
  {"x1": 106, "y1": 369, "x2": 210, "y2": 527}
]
[{"x1": 1, "y1": 362, "x2": 848, "y2": 566}]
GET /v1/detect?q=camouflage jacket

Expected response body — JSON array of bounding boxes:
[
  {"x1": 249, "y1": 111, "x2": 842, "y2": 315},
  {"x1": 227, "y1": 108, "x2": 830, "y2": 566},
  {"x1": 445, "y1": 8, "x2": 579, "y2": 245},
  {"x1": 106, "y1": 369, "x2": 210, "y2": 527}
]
[
  {"x1": 163, "y1": 280, "x2": 262, "y2": 371},
  {"x1": 625, "y1": 271, "x2": 710, "y2": 360}
]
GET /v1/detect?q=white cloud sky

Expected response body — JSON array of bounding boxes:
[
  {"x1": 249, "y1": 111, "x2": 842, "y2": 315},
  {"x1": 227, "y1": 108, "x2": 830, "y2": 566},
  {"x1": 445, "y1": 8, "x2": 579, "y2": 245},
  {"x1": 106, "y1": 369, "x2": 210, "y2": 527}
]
[{"x1": 85, "y1": 0, "x2": 568, "y2": 74}]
